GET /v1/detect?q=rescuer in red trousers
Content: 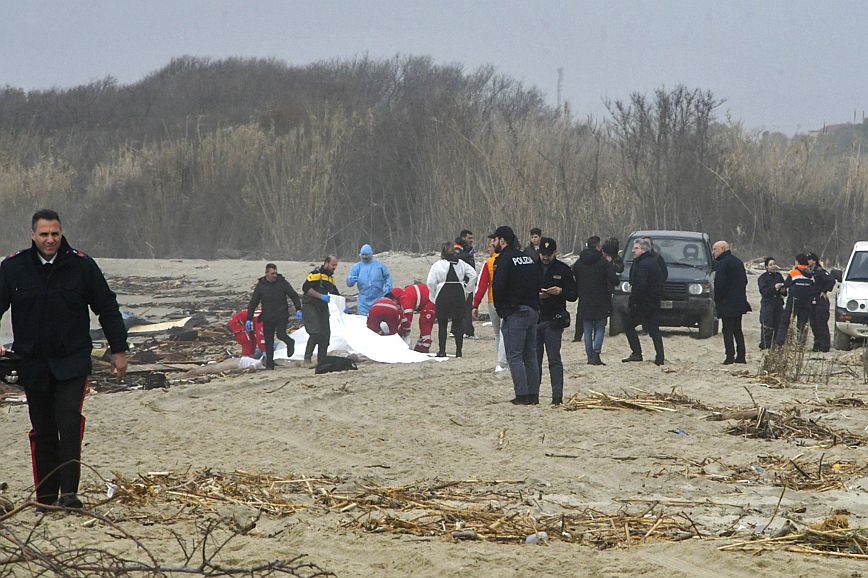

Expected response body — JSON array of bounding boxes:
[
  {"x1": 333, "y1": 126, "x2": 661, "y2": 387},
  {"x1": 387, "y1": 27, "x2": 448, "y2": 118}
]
[{"x1": 390, "y1": 284, "x2": 436, "y2": 352}]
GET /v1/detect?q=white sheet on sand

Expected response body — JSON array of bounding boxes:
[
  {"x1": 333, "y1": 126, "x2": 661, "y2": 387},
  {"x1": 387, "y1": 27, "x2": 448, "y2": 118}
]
[{"x1": 273, "y1": 295, "x2": 437, "y2": 364}]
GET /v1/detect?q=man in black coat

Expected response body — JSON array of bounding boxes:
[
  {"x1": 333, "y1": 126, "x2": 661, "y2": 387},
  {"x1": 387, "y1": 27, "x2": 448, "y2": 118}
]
[
  {"x1": 492, "y1": 225, "x2": 542, "y2": 405},
  {"x1": 622, "y1": 239, "x2": 665, "y2": 365},
  {"x1": 712, "y1": 241, "x2": 751, "y2": 364},
  {"x1": 644, "y1": 237, "x2": 668, "y2": 283},
  {"x1": 757, "y1": 257, "x2": 785, "y2": 350},
  {"x1": 572, "y1": 236, "x2": 618, "y2": 365},
  {"x1": 0, "y1": 209, "x2": 128, "y2": 510},
  {"x1": 535, "y1": 238, "x2": 577, "y2": 405},
  {"x1": 807, "y1": 252, "x2": 835, "y2": 352},
  {"x1": 247, "y1": 263, "x2": 302, "y2": 369}
]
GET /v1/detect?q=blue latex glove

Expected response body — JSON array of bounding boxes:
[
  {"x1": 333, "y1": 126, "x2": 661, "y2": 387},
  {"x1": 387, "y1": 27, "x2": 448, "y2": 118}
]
[
  {"x1": 320, "y1": 294, "x2": 331, "y2": 303},
  {"x1": 347, "y1": 275, "x2": 358, "y2": 285},
  {"x1": 296, "y1": 310, "x2": 303, "y2": 319},
  {"x1": 344, "y1": 307, "x2": 350, "y2": 314},
  {"x1": 245, "y1": 320, "x2": 253, "y2": 332}
]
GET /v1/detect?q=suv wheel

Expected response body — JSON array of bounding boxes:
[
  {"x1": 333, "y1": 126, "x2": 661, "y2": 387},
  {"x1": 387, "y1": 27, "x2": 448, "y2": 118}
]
[
  {"x1": 609, "y1": 309, "x2": 625, "y2": 336},
  {"x1": 834, "y1": 326, "x2": 852, "y2": 351},
  {"x1": 697, "y1": 307, "x2": 716, "y2": 339}
]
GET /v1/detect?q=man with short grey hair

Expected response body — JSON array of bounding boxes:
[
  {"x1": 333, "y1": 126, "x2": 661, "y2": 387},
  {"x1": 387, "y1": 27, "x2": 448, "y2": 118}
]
[
  {"x1": 622, "y1": 239, "x2": 665, "y2": 365},
  {"x1": 712, "y1": 240, "x2": 751, "y2": 364}
]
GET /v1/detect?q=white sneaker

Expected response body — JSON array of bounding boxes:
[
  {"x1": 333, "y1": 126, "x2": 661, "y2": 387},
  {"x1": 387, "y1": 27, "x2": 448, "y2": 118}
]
[{"x1": 494, "y1": 365, "x2": 509, "y2": 373}]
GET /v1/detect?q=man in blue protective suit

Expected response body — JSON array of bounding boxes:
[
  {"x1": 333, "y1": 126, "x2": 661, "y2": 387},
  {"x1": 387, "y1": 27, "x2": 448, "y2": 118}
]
[{"x1": 346, "y1": 244, "x2": 392, "y2": 316}]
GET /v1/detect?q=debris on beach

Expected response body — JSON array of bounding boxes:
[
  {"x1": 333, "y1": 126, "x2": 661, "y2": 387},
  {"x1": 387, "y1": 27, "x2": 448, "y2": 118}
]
[
  {"x1": 720, "y1": 514, "x2": 867, "y2": 559},
  {"x1": 724, "y1": 406, "x2": 867, "y2": 447}
]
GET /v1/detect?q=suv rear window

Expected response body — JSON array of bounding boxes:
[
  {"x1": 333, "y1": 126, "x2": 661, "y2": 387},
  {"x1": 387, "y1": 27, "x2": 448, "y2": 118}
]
[
  {"x1": 846, "y1": 251, "x2": 868, "y2": 281},
  {"x1": 624, "y1": 237, "x2": 709, "y2": 267}
]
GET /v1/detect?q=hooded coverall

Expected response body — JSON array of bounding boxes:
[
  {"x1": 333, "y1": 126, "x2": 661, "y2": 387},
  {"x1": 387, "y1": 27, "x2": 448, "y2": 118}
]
[{"x1": 346, "y1": 244, "x2": 392, "y2": 316}]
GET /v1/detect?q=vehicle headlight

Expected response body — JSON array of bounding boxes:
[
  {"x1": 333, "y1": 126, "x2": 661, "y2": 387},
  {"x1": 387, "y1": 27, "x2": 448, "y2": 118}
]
[
  {"x1": 620, "y1": 281, "x2": 632, "y2": 294},
  {"x1": 847, "y1": 300, "x2": 859, "y2": 312},
  {"x1": 688, "y1": 283, "x2": 704, "y2": 295}
]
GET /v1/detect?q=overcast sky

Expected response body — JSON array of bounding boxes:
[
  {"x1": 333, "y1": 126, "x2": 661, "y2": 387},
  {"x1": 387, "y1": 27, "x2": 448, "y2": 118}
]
[{"x1": 2, "y1": 0, "x2": 866, "y2": 134}]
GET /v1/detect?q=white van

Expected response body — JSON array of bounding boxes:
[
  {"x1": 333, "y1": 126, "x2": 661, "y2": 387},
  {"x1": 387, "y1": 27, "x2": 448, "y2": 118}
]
[{"x1": 834, "y1": 241, "x2": 868, "y2": 350}]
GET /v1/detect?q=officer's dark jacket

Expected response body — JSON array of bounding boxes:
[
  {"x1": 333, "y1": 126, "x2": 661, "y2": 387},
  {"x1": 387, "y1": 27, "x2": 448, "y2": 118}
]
[
  {"x1": 247, "y1": 274, "x2": 301, "y2": 322},
  {"x1": 301, "y1": 266, "x2": 340, "y2": 309},
  {"x1": 811, "y1": 266, "x2": 836, "y2": 296},
  {"x1": 492, "y1": 245, "x2": 541, "y2": 318},
  {"x1": 713, "y1": 250, "x2": 752, "y2": 317},
  {"x1": 782, "y1": 265, "x2": 814, "y2": 301},
  {"x1": 0, "y1": 237, "x2": 128, "y2": 386},
  {"x1": 628, "y1": 251, "x2": 663, "y2": 315},
  {"x1": 758, "y1": 271, "x2": 784, "y2": 309},
  {"x1": 538, "y1": 258, "x2": 577, "y2": 321}
]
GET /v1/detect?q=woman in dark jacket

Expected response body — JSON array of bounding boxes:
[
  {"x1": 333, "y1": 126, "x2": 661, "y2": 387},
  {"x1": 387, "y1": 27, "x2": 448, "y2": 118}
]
[
  {"x1": 757, "y1": 257, "x2": 784, "y2": 349},
  {"x1": 572, "y1": 237, "x2": 618, "y2": 364}
]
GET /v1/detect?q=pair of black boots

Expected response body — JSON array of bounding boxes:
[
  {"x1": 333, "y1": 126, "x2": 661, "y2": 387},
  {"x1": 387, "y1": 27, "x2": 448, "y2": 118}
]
[
  {"x1": 435, "y1": 351, "x2": 462, "y2": 358},
  {"x1": 36, "y1": 493, "x2": 83, "y2": 513},
  {"x1": 622, "y1": 353, "x2": 665, "y2": 366},
  {"x1": 722, "y1": 357, "x2": 746, "y2": 365},
  {"x1": 587, "y1": 352, "x2": 605, "y2": 366},
  {"x1": 510, "y1": 394, "x2": 540, "y2": 405}
]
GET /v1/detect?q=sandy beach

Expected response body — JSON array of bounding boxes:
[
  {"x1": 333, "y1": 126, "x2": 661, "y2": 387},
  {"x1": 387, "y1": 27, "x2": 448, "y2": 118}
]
[{"x1": 1, "y1": 254, "x2": 865, "y2": 577}]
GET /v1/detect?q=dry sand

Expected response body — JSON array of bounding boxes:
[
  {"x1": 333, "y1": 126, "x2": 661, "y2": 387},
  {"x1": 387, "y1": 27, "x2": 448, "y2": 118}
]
[{"x1": 1, "y1": 254, "x2": 866, "y2": 577}]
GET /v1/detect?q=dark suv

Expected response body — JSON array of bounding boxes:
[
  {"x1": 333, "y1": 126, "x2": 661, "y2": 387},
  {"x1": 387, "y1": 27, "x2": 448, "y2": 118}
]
[{"x1": 610, "y1": 230, "x2": 718, "y2": 338}]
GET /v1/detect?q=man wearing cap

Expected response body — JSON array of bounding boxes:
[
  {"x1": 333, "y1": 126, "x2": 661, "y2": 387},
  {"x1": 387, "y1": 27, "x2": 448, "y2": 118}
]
[
  {"x1": 491, "y1": 225, "x2": 542, "y2": 405},
  {"x1": 346, "y1": 244, "x2": 392, "y2": 316},
  {"x1": 535, "y1": 238, "x2": 577, "y2": 405}
]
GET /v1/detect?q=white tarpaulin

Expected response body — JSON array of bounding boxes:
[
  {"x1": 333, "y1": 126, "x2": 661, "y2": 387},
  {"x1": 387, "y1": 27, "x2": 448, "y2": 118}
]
[{"x1": 273, "y1": 295, "x2": 436, "y2": 364}]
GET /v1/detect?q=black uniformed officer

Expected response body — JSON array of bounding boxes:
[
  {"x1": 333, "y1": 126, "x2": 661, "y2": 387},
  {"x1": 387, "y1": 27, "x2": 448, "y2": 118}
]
[
  {"x1": 776, "y1": 254, "x2": 814, "y2": 346},
  {"x1": 301, "y1": 255, "x2": 340, "y2": 368},
  {"x1": 807, "y1": 252, "x2": 835, "y2": 352},
  {"x1": 491, "y1": 225, "x2": 542, "y2": 405},
  {"x1": 757, "y1": 257, "x2": 785, "y2": 349},
  {"x1": 0, "y1": 209, "x2": 128, "y2": 510},
  {"x1": 535, "y1": 238, "x2": 577, "y2": 405},
  {"x1": 246, "y1": 263, "x2": 302, "y2": 369}
]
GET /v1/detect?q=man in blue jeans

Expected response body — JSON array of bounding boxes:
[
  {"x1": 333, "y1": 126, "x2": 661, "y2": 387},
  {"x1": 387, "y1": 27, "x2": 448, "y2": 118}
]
[
  {"x1": 491, "y1": 225, "x2": 542, "y2": 405},
  {"x1": 535, "y1": 238, "x2": 577, "y2": 404},
  {"x1": 572, "y1": 236, "x2": 618, "y2": 365}
]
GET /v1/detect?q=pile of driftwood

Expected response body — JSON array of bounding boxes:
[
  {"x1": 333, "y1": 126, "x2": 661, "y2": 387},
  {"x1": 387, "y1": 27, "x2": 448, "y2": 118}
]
[
  {"x1": 720, "y1": 514, "x2": 867, "y2": 560},
  {"x1": 98, "y1": 470, "x2": 700, "y2": 547},
  {"x1": 331, "y1": 482, "x2": 698, "y2": 546},
  {"x1": 718, "y1": 406, "x2": 867, "y2": 448},
  {"x1": 661, "y1": 455, "x2": 867, "y2": 492},
  {"x1": 562, "y1": 388, "x2": 712, "y2": 413},
  {"x1": 108, "y1": 469, "x2": 339, "y2": 517}
]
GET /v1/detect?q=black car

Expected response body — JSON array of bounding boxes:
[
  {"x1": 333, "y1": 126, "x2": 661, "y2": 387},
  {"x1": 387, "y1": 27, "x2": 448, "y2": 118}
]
[{"x1": 610, "y1": 230, "x2": 718, "y2": 338}]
